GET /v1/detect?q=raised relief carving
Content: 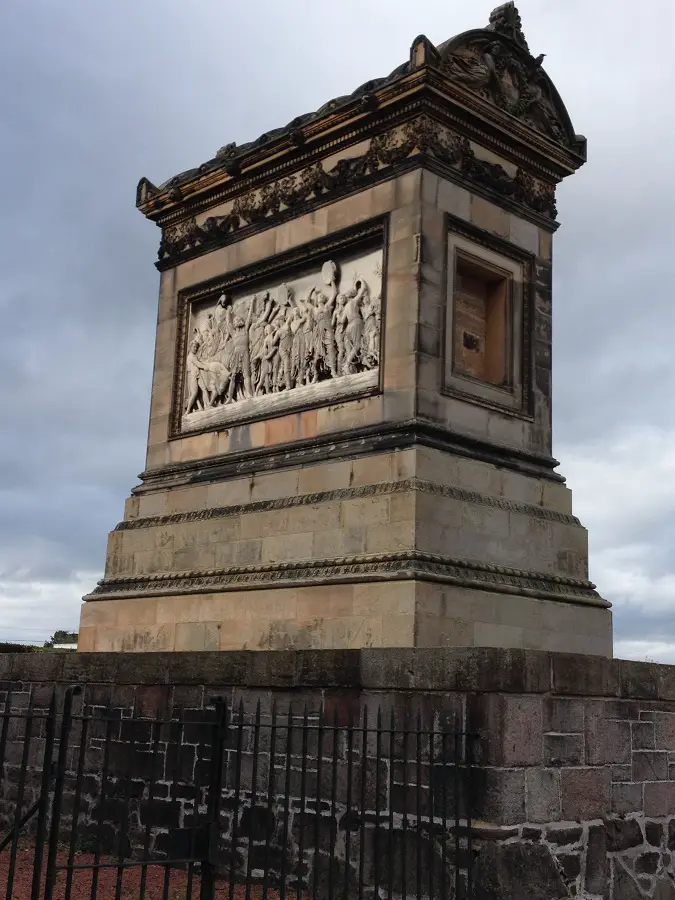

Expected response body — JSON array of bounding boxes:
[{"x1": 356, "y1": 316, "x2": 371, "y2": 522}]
[
  {"x1": 159, "y1": 117, "x2": 557, "y2": 267},
  {"x1": 181, "y1": 247, "x2": 382, "y2": 430},
  {"x1": 442, "y1": 30, "x2": 569, "y2": 147}
]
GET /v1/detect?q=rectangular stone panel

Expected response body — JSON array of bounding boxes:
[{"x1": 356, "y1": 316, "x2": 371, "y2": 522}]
[
  {"x1": 174, "y1": 222, "x2": 385, "y2": 435},
  {"x1": 443, "y1": 221, "x2": 533, "y2": 416}
]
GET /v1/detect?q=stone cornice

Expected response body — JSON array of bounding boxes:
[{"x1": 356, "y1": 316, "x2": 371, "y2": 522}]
[
  {"x1": 133, "y1": 420, "x2": 565, "y2": 496},
  {"x1": 86, "y1": 550, "x2": 606, "y2": 608},
  {"x1": 154, "y1": 107, "x2": 562, "y2": 272},
  {"x1": 137, "y1": 26, "x2": 586, "y2": 237},
  {"x1": 119, "y1": 477, "x2": 580, "y2": 532},
  {"x1": 140, "y1": 76, "x2": 579, "y2": 226}
]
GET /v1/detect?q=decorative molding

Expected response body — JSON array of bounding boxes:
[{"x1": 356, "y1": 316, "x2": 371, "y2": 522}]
[
  {"x1": 486, "y1": 2, "x2": 530, "y2": 51},
  {"x1": 138, "y1": 5, "x2": 584, "y2": 232},
  {"x1": 118, "y1": 478, "x2": 579, "y2": 532},
  {"x1": 87, "y1": 550, "x2": 605, "y2": 608},
  {"x1": 171, "y1": 219, "x2": 386, "y2": 437},
  {"x1": 136, "y1": 420, "x2": 566, "y2": 497},
  {"x1": 440, "y1": 6, "x2": 582, "y2": 153},
  {"x1": 180, "y1": 249, "x2": 382, "y2": 433},
  {"x1": 157, "y1": 115, "x2": 557, "y2": 269}
]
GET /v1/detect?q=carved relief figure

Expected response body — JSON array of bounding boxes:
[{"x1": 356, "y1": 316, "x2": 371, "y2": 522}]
[
  {"x1": 444, "y1": 35, "x2": 567, "y2": 145},
  {"x1": 184, "y1": 249, "x2": 382, "y2": 417},
  {"x1": 339, "y1": 277, "x2": 368, "y2": 375}
]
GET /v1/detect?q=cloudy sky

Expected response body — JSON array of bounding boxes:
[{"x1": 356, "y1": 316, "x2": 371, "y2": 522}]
[{"x1": 1, "y1": 1, "x2": 674, "y2": 659}]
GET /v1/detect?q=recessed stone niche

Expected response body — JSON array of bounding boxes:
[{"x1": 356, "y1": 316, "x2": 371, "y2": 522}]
[{"x1": 444, "y1": 229, "x2": 528, "y2": 415}]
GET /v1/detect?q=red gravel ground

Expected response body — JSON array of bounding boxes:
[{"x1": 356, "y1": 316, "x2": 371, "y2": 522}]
[{"x1": 1, "y1": 848, "x2": 288, "y2": 899}]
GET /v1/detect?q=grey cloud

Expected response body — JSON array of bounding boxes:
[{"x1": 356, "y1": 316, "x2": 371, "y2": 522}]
[{"x1": 1, "y1": 0, "x2": 674, "y2": 649}]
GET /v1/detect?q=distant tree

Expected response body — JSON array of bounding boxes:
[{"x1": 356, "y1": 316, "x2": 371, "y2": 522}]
[
  {"x1": 44, "y1": 630, "x2": 78, "y2": 648},
  {"x1": 0, "y1": 642, "x2": 39, "y2": 653}
]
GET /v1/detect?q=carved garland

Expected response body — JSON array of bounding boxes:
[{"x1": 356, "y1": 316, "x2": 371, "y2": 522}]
[
  {"x1": 158, "y1": 116, "x2": 556, "y2": 264},
  {"x1": 118, "y1": 478, "x2": 580, "y2": 531},
  {"x1": 90, "y1": 550, "x2": 601, "y2": 603}
]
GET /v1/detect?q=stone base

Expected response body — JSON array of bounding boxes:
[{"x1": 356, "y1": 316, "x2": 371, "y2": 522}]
[
  {"x1": 82, "y1": 445, "x2": 612, "y2": 655},
  {"x1": 79, "y1": 581, "x2": 612, "y2": 655},
  {"x1": 3, "y1": 647, "x2": 675, "y2": 900}
]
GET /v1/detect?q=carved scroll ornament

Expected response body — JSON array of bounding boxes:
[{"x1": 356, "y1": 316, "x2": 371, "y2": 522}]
[
  {"x1": 183, "y1": 250, "x2": 382, "y2": 423},
  {"x1": 442, "y1": 33, "x2": 569, "y2": 147}
]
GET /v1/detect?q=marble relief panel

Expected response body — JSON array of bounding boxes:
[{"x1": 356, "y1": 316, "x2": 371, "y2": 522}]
[{"x1": 178, "y1": 244, "x2": 383, "y2": 432}]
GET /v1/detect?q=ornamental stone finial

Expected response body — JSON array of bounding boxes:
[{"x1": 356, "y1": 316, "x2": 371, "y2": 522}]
[{"x1": 487, "y1": 2, "x2": 529, "y2": 52}]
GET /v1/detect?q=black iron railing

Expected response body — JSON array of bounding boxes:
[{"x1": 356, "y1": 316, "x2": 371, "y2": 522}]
[{"x1": 0, "y1": 687, "x2": 477, "y2": 899}]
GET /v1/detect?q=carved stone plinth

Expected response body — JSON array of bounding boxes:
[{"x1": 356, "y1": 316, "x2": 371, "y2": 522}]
[{"x1": 80, "y1": 3, "x2": 612, "y2": 655}]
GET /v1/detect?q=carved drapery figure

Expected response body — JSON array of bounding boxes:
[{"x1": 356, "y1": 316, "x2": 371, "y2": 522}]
[
  {"x1": 184, "y1": 254, "x2": 381, "y2": 415},
  {"x1": 443, "y1": 24, "x2": 569, "y2": 147}
]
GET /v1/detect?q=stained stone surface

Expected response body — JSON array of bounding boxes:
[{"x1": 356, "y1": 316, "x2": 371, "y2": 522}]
[
  {"x1": 81, "y1": 2, "x2": 613, "y2": 656},
  {"x1": 473, "y1": 842, "x2": 569, "y2": 900}
]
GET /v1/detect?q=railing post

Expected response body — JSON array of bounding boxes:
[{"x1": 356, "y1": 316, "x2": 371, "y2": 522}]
[
  {"x1": 200, "y1": 696, "x2": 227, "y2": 900},
  {"x1": 30, "y1": 690, "x2": 58, "y2": 899},
  {"x1": 43, "y1": 685, "x2": 82, "y2": 900}
]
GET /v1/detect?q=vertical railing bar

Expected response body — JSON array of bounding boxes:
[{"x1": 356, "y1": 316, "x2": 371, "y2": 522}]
[
  {"x1": 374, "y1": 706, "x2": 382, "y2": 900},
  {"x1": 0, "y1": 689, "x2": 13, "y2": 789},
  {"x1": 114, "y1": 708, "x2": 138, "y2": 900},
  {"x1": 162, "y1": 710, "x2": 184, "y2": 900},
  {"x1": 357, "y1": 706, "x2": 367, "y2": 900},
  {"x1": 244, "y1": 700, "x2": 262, "y2": 900},
  {"x1": 64, "y1": 713, "x2": 90, "y2": 900},
  {"x1": 200, "y1": 696, "x2": 227, "y2": 900},
  {"x1": 401, "y1": 707, "x2": 408, "y2": 900},
  {"x1": 45, "y1": 685, "x2": 81, "y2": 900},
  {"x1": 387, "y1": 708, "x2": 395, "y2": 900},
  {"x1": 279, "y1": 702, "x2": 294, "y2": 900},
  {"x1": 466, "y1": 734, "x2": 474, "y2": 900},
  {"x1": 89, "y1": 712, "x2": 114, "y2": 900},
  {"x1": 30, "y1": 690, "x2": 58, "y2": 900},
  {"x1": 328, "y1": 705, "x2": 339, "y2": 900},
  {"x1": 440, "y1": 730, "x2": 447, "y2": 900},
  {"x1": 186, "y1": 732, "x2": 202, "y2": 900},
  {"x1": 416, "y1": 708, "x2": 422, "y2": 900},
  {"x1": 5, "y1": 692, "x2": 36, "y2": 900},
  {"x1": 342, "y1": 705, "x2": 354, "y2": 900},
  {"x1": 139, "y1": 711, "x2": 163, "y2": 900},
  {"x1": 453, "y1": 733, "x2": 460, "y2": 900},
  {"x1": 312, "y1": 703, "x2": 324, "y2": 900},
  {"x1": 261, "y1": 701, "x2": 277, "y2": 900},
  {"x1": 428, "y1": 715, "x2": 435, "y2": 900},
  {"x1": 227, "y1": 698, "x2": 245, "y2": 900},
  {"x1": 296, "y1": 703, "x2": 309, "y2": 900}
]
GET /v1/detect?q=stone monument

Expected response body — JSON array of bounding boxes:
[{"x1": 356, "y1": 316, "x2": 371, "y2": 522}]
[{"x1": 80, "y1": 3, "x2": 612, "y2": 655}]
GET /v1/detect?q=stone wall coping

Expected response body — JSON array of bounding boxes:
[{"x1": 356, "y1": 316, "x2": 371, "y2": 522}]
[{"x1": 1, "y1": 649, "x2": 673, "y2": 699}]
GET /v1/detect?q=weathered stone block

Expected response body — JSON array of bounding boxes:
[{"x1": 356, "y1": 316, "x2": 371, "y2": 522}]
[
  {"x1": 552, "y1": 655, "x2": 619, "y2": 697},
  {"x1": 586, "y1": 708, "x2": 631, "y2": 765},
  {"x1": 545, "y1": 825, "x2": 582, "y2": 845},
  {"x1": 644, "y1": 782, "x2": 675, "y2": 817},
  {"x1": 655, "y1": 713, "x2": 675, "y2": 750},
  {"x1": 474, "y1": 768, "x2": 525, "y2": 825},
  {"x1": 633, "y1": 751, "x2": 669, "y2": 782},
  {"x1": 611, "y1": 782, "x2": 644, "y2": 815},
  {"x1": 473, "y1": 841, "x2": 568, "y2": 900},
  {"x1": 633, "y1": 721, "x2": 656, "y2": 750},
  {"x1": 543, "y1": 697, "x2": 584, "y2": 734},
  {"x1": 585, "y1": 824, "x2": 607, "y2": 895},
  {"x1": 544, "y1": 733, "x2": 584, "y2": 766},
  {"x1": 561, "y1": 768, "x2": 611, "y2": 820},
  {"x1": 525, "y1": 768, "x2": 561, "y2": 823}
]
